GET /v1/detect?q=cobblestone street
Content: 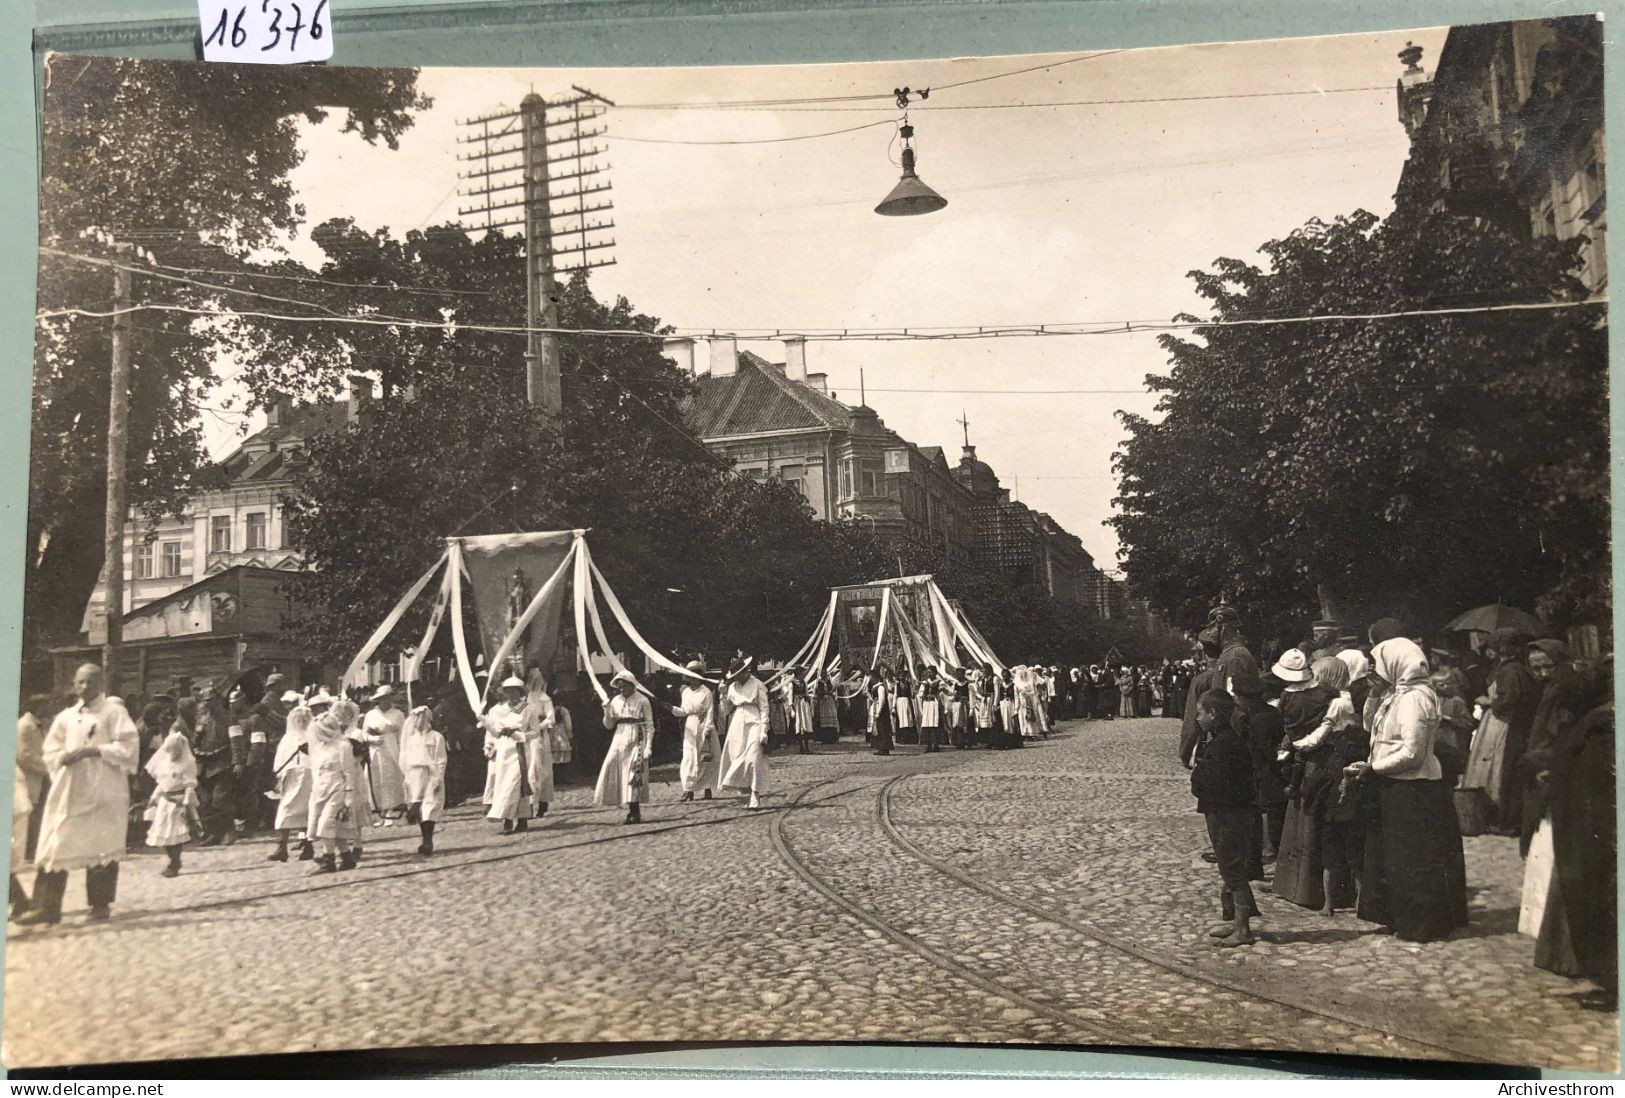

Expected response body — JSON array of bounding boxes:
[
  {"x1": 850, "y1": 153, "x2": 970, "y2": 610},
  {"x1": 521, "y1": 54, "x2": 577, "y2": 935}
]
[{"x1": 3, "y1": 718, "x2": 1616, "y2": 1071}]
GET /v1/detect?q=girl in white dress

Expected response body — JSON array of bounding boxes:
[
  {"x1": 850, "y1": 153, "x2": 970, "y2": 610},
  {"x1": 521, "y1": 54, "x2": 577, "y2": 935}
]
[
  {"x1": 307, "y1": 696, "x2": 365, "y2": 874},
  {"x1": 401, "y1": 704, "x2": 448, "y2": 855},
  {"x1": 144, "y1": 726, "x2": 198, "y2": 878},
  {"x1": 268, "y1": 692, "x2": 313, "y2": 863}
]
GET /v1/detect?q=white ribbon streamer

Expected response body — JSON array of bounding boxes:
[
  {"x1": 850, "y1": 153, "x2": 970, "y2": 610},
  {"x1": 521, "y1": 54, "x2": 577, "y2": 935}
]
[
  {"x1": 870, "y1": 587, "x2": 893, "y2": 670},
  {"x1": 340, "y1": 551, "x2": 449, "y2": 692},
  {"x1": 583, "y1": 541, "x2": 709, "y2": 684},
  {"x1": 404, "y1": 566, "x2": 454, "y2": 707},
  {"x1": 573, "y1": 539, "x2": 610, "y2": 705},
  {"x1": 447, "y1": 541, "x2": 484, "y2": 716}
]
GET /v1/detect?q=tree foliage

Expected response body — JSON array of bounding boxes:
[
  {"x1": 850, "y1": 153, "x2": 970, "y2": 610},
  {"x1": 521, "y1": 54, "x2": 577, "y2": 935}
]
[
  {"x1": 280, "y1": 224, "x2": 899, "y2": 665},
  {"x1": 27, "y1": 57, "x2": 429, "y2": 652},
  {"x1": 1109, "y1": 207, "x2": 1608, "y2": 642}
]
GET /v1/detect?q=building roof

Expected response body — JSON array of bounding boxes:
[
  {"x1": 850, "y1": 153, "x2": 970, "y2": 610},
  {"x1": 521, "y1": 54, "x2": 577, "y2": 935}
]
[
  {"x1": 219, "y1": 401, "x2": 347, "y2": 483},
  {"x1": 687, "y1": 351, "x2": 853, "y2": 438}
]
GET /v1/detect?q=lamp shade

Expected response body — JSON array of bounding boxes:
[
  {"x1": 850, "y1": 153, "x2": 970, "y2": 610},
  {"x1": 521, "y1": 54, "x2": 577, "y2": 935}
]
[{"x1": 875, "y1": 147, "x2": 947, "y2": 216}]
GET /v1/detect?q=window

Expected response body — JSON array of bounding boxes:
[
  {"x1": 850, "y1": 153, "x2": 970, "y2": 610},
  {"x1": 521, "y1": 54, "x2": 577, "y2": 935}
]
[
  {"x1": 161, "y1": 541, "x2": 182, "y2": 578},
  {"x1": 777, "y1": 464, "x2": 805, "y2": 498},
  {"x1": 246, "y1": 512, "x2": 267, "y2": 550},
  {"x1": 839, "y1": 460, "x2": 854, "y2": 500},
  {"x1": 861, "y1": 461, "x2": 881, "y2": 498},
  {"x1": 134, "y1": 542, "x2": 154, "y2": 580},
  {"x1": 210, "y1": 515, "x2": 232, "y2": 553}
]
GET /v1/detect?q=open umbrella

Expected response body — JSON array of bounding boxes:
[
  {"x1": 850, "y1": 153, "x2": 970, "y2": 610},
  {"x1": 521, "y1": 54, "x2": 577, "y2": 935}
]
[{"x1": 1442, "y1": 602, "x2": 1547, "y2": 637}]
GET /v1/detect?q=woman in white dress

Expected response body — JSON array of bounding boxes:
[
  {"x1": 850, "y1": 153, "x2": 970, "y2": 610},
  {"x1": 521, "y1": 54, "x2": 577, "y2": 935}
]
[
  {"x1": 596, "y1": 670, "x2": 655, "y2": 823},
  {"x1": 483, "y1": 677, "x2": 531, "y2": 834},
  {"x1": 268, "y1": 691, "x2": 313, "y2": 863},
  {"x1": 671, "y1": 662, "x2": 720, "y2": 801},
  {"x1": 522, "y1": 672, "x2": 556, "y2": 819},
  {"x1": 719, "y1": 656, "x2": 770, "y2": 808},
  {"x1": 401, "y1": 703, "x2": 448, "y2": 855}
]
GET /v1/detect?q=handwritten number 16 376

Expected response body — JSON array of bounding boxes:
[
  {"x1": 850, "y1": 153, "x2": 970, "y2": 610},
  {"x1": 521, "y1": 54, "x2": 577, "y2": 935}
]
[{"x1": 204, "y1": 0, "x2": 327, "y2": 51}]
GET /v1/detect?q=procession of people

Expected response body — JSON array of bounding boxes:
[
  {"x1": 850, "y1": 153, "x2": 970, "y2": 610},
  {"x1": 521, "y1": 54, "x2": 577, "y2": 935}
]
[{"x1": 7, "y1": 604, "x2": 1615, "y2": 1018}]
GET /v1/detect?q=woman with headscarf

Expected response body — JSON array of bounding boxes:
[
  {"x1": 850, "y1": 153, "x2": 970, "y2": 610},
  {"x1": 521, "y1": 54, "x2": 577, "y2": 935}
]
[
  {"x1": 1134, "y1": 666, "x2": 1154, "y2": 718},
  {"x1": 1115, "y1": 666, "x2": 1135, "y2": 719},
  {"x1": 718, "y1": 657, "x2": 769, "y2": 809},
  {"x1": 597, "y1": 669, "x2": 656, "y2": 823},
  {"x1": 1541, "y1": 668, "x2": 1615, "y2": 1001},
  {"x1": 1349, "y1": 638, "x2": 1469, "y2": 942},
  {"x1": 1272, "y1": 655, "x2": 1351, "y2": 910}
]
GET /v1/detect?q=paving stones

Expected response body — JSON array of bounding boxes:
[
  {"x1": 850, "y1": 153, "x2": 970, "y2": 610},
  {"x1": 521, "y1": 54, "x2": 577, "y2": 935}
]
[{"x1": 0, "y1": 726, "x2": 1614, "y2": 1071}]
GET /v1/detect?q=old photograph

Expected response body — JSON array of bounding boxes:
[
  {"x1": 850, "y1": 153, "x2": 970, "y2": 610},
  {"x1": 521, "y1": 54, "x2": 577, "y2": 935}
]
[{"x1": 8, "y1": 19, "x2": 1614, "y2": 1071}]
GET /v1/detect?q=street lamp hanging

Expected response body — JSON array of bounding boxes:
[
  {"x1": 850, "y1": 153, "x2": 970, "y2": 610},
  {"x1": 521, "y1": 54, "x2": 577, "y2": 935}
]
[{"x1": 875, "y1": 118, "x2": 947, "y2": 217}]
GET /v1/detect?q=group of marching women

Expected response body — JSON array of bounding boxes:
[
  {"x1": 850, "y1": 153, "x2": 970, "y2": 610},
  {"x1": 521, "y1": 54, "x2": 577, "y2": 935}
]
[{"x1": 851, "y1": 663, "x2": 1054, "y2": 754}]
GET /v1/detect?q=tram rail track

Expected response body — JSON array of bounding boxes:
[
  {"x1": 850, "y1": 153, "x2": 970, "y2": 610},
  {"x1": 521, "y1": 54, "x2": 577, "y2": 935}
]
[{"x1": 872, "y1": 771, "x2": 1493, "y2": 1065}]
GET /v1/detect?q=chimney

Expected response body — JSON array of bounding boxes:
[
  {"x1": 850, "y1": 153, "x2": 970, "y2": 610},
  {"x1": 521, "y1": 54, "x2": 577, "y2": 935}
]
[
  {"x1": 710, "y1": 337, "x2": 738, "y2": 378},
  {"x1": 662, "y1": 336, "x2": 697, "y2": 376},
  {"x1": 806, "y1": 372, "x2": 829, "y2": 394},
  {"x1": 265, "y1": 393, "x2": 292, "y2": 428},
  {"x1": 783, "y1": 336, "x2": 808, "y2": 381},
  {"x1": 347, "y1": 374, "x2": 373, "y2": 424}
]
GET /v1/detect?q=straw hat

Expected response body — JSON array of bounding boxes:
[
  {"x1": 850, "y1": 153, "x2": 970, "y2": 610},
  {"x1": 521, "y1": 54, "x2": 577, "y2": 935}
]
[
  {"x1": 369, "y1": 684, "x2": 397, "y2": 702},
  {"x1": 499, "y1": 675, "x2": 527, "y2": 691}
]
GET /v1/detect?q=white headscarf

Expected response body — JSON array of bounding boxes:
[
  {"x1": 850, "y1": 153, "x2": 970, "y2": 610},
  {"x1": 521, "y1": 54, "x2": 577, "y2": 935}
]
[
  {"x1": 1337, "y1": 648, "x2": 1371, "y2": 683},
  {"x1": 1370, "y1": 637, "x2": 1439, "y2": 730},
  {"x1": 273, "y1": 704, "x2": 312, "y2": 771},
  {"x1": 400, "y1": 705, "x2": 435, "y2": 769}
]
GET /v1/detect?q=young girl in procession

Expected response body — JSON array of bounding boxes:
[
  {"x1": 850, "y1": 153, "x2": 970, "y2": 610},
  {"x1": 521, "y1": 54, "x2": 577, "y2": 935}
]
[
  {"x1": 144, "y1": 723, "x2": 200, "y2": 878},
  {"x1": 917, "y1": 667, "x2": 943, "y2": 753},
  {"x1": 597, "y1": 669, "x2": 656, "y2": 822},
  {"x1": 549, "y1": 682, "x2": 574, "y2": 780},
  {"x1": 868, "y1": 669, "x2": 894, "y2": 756},
  {"x1": 814, "y1": 673, "x2": 842, "y2": 745},
  {"x1": 947, "y1": 671, "x2": 969, "y2": 749},
  {"x1": 267, "y1": 690, "x2": 313, "y2": 862},
  {"x1": 788, "y1": 672, "x2": 815, "y2": 755},
  {"x1": 400, "y1": 702, "x2": 448, "y2": 856},
  {"x1": 522, "y1": 671, "x2": 555, "y2": 820},
  {"x1": 307, "y1": 695, "x2": 365, "y2": 874},
  {"x1": 893, "y1": 668, "x2": 917, "y2": 746}
]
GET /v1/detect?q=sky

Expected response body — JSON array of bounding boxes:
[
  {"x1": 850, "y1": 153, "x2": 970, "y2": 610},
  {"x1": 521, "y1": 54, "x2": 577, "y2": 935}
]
[{"x1": 208, "y1": 23, "x2": 1450, "y2": 569}]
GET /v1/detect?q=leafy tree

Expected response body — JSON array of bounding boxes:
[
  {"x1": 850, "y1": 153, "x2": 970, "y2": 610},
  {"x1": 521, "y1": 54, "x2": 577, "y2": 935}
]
[
  {"x1": 27, "y1": 57, "x2": 429, "y2": 652},
  {"x1": 280, "y1": 223, "x2": 897, "y2": 667},
  {"x1": 1110, "y1": 207, "x2": 1607, "y2": 642}
]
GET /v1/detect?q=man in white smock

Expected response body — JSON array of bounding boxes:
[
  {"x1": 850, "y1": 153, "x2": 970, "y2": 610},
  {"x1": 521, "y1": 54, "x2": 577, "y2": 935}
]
[
  {"x1": 596, "y1": 670, "x2": 654, "y2": 823},
  {"x1": 17, "y1": 664, "x2": 139, "y2": 926},
  {"x1": 362, "y1": 685, "x2": 408, "y2": 823},
  {"x1": 670, "y1": 661, "x2": 720, "y2": 802},
  {"x1": 718, "y1": 656, "x2": 770, "y2": 809},
  {"x1": 483, "y1": 677, "x2": 533, "y2": 834}
]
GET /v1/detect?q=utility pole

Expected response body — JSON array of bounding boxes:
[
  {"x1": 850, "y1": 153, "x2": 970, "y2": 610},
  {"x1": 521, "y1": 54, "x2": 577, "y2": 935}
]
[
  {"x1": 521, "y1": 93, "x2": 561, "y2": 412},
  {"x1": 102, "y1": 242, "x2": 133, "y2": 691},
  {"x1": 457, "y1": 86, "x2": 616, "y2": 419}
]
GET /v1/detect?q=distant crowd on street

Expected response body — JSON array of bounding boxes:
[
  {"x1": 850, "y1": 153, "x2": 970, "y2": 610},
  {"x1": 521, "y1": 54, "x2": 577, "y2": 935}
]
[{"x1": 1174, "y1": 601, "x2": 1613, "y2": 1009}]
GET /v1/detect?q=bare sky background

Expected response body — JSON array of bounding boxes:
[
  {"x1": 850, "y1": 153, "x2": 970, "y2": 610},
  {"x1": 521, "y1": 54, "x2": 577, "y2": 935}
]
[{"x1": 208, "y1": 25, "x2": 1449, "y2": 568}]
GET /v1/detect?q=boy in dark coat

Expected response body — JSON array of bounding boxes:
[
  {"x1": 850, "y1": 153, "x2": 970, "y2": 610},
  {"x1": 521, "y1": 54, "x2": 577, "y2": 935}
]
[
  {"x1": 1231, "y1": 670, "x2": 1287, "y2": 873},
  {"x1": 1191, "y1": 688, "x2": 1258, "y2": 947}
]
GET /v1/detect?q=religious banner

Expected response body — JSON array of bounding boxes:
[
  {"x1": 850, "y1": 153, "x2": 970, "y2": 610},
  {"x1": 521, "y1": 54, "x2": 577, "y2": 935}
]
[{"x1": 455, "y1": 531, "x2": 577, "y2": 680}]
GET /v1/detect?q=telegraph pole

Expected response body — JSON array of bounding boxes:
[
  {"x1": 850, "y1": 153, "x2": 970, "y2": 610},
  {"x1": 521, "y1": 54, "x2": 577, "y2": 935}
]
[
  {"x1": 102, "y1": 243, "x2": 133, "y2": 691},
  {"x1": 458, "y1": 86, "x2": 616, "y2": 418}
]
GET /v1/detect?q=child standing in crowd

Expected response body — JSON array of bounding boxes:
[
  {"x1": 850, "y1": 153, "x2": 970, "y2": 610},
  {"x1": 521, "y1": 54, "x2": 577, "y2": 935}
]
[
  {"x1": 1191, "y1": 688, "x2": 1257, "y2": 947},
  {"x1": 308, "y1": 696, "x2": 365, "y2": 873},
  {"x1": 143, "y1": 724, "x2": 199, "y2": 878},
  {"x1": 400, "y1": 703, "x2": 448, "y2": 856}
]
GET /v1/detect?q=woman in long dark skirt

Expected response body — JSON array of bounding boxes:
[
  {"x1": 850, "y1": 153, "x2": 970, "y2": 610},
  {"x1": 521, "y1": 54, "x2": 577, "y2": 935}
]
[
  {"x1": 1352, "y1": 638, "x2": 1469, "y2": 942},
  {"x1": 1545, "y1": 688, "x2": 1615, "y2": 1000},
  {"x1": 1269, "y1": 648, "x2": 1337, "y2": 909}
]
